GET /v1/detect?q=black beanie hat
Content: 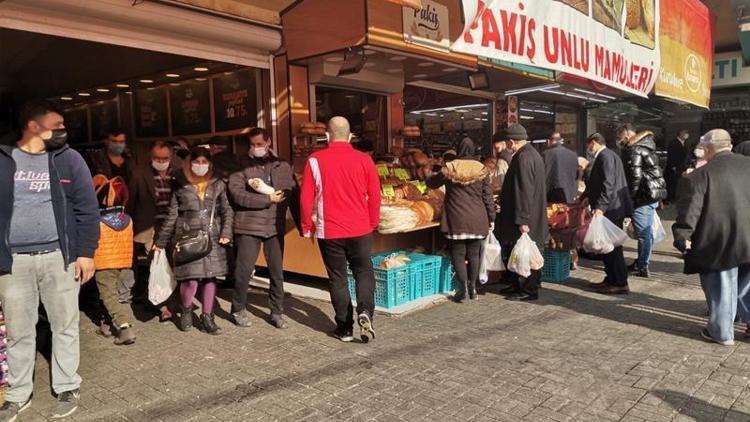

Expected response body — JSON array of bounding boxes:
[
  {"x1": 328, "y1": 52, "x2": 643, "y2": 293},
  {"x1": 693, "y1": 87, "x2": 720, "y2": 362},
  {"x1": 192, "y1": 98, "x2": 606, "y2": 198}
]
[{"x1": 502, "y1": 124, "x2": 528, "y2": 141}]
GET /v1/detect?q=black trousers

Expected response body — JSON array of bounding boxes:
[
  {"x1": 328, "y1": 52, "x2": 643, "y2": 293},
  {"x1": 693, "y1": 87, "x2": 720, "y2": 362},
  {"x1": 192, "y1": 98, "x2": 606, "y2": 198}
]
[
  {"x1": 232, "y1": 234, "x2": 285, "y2": 315},
  {"x1": 502, "y1": 243, "x2": 542, "y2": 295},
  {"x1": 318, "y1": 233, "x2": 375, "y2": 330},
  {"x1": 448, "y1": 238, "x2": 483, "y2": 294},
  {"x1": 602, "y1": 217, "x2": 628, "y2": 287}
]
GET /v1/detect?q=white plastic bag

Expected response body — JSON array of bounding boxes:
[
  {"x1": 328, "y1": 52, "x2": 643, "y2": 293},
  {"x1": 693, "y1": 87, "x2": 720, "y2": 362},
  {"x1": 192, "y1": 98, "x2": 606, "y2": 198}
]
[
  {"x1": 148, "y1": 249, "x2": 177, "y2": 305},
  {"x1": 582, "y1": 215, "x2": 629, "y2": 254},
  {"x1": 652, "y1": 212, "x2": 666, "y2": 243},
  {"x1": 508, "y1": 233, "x2": 544, "y2": 278},
  {"x1": 479, "y1": 232, "x2": 504, "y2": 284}
]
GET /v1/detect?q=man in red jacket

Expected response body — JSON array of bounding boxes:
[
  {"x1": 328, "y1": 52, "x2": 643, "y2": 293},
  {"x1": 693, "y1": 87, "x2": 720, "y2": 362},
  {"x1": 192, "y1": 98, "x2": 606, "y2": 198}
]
[{"x1": 300, "y1": 116, "x2": 381, "y2": 343}]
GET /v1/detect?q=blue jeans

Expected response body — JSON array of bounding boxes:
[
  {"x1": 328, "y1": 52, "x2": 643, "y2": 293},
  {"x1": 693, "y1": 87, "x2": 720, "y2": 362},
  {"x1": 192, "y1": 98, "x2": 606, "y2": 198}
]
[
  {"x1": 631, "y1": 202, "x2": 658, "y2": 270},
  {"x1": 0, "y1": 251, "x2": 82, "y2": 402},
  {"x1": 700, "y1": 265, "x2": 750, "y2": 342}
]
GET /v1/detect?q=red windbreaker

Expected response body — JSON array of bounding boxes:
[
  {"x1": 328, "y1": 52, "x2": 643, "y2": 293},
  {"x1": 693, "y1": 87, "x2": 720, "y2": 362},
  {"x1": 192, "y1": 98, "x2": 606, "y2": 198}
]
[{"x1": 300, "y1": 142, "x2": 381, "y2": 239}]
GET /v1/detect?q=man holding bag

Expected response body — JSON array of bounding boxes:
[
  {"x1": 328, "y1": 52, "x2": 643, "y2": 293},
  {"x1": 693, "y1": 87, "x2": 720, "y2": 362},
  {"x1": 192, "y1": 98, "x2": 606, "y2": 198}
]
[
  {"x1": 583, "y1": 133, "x2": 633, "y2": 294},
  {"x1": 495, "y1": 124, "x2": 548, "y2": 301},
  {"x1": 673, "y1": 129, "x2": 750, "y2": 346}
]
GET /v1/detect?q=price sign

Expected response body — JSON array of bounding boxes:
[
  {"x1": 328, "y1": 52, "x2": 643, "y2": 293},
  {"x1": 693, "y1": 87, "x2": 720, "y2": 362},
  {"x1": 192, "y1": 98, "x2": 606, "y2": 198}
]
[
  {"x1": 410, "y1": 180, "x2": 427, "y2": 194},
  {"x1": 394, "y1": 168, "x2": 410, "y2": 181},
  {"x1": 376, "y1": 164, "x2": 390, "y2": 177},
  {"x1": 213, "y1": 69, "x2": 257, "y2": 131},
  {"x1": 381, "y1": 184, "x2": 395, "y2": 198}
]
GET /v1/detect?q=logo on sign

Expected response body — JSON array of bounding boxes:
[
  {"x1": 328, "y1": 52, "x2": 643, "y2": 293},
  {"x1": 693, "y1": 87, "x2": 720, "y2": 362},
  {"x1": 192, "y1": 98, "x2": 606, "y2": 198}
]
[
  {"x1": 684, "y1": 54, "x2": 701, "y2": 93},
  {"x1": 403, "y1": 0, "x2": 450, "y2": 51}
]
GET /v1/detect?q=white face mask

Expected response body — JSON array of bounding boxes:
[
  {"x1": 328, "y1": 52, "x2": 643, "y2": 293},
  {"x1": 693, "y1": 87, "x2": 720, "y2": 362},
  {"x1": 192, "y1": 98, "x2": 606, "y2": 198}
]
[
  {"x1": 250, "y1": 146, "x2": 267, "y2": 158},
  {"x1": 694, "y1": 148, "x2": 705, "y2": 159},
  {"x1": 191, "y1": 163, "x2": 210, "y2": 177},
  {"x1": 152, "y1": 160, "x2": 170, "y2": 172}
]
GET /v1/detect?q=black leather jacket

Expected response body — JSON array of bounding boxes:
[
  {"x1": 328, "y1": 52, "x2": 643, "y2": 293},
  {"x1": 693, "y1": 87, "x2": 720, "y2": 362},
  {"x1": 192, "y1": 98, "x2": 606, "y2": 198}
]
[{"x1": 623, "y1": 131, "x2": 667, "y2": 207}]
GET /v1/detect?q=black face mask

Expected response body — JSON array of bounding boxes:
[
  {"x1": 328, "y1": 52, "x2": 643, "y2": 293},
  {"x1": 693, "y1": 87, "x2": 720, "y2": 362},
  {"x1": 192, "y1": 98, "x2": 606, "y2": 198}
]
[
  {"x1": 176, "y1": 148, "x2": 190, "y2": 160},
  {"x1": 42, "y1": 129, "x2": 68, "y2": 150}
]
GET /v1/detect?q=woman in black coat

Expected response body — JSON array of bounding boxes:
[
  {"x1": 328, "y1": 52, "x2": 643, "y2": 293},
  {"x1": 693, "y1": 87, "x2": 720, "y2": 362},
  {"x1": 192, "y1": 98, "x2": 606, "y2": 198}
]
[
  {"x1": 155, "y1": 147, "x2": 234, "y2": 334},
  {"x1": 427, "y1": 138, "x2": 495, "y2": 302}
]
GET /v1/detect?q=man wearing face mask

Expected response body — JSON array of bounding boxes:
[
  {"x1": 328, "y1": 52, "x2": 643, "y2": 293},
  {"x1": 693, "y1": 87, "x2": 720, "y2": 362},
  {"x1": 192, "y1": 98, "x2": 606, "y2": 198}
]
[
  {"x1": 0, "y1": 100, "x2": 100, "y2": 420},
  {"x1": 666, "y1": 129, "x2": 690, "y2": 201},
  {"x1": 228, "y1": 128, "x2": 296, "y2": 329},
  {"x1": 127, "y1": 142, "x2": 178, "y2": 321},
  {"x1": 88, "y1": 128, "x2": 134, "y2": 183}
]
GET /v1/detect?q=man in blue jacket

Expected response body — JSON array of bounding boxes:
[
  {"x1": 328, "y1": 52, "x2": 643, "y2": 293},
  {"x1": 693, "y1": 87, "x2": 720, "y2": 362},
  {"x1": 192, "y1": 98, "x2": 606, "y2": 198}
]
[{"x1": 0, "y1": 100, "x2": 100, "y2": 421}]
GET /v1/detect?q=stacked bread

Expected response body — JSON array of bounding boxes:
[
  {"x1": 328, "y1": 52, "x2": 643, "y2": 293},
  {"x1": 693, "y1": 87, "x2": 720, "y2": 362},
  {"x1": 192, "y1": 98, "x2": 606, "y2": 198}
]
[{"x1": 301, "y1": 122, "x2": 326, "y2": 135}]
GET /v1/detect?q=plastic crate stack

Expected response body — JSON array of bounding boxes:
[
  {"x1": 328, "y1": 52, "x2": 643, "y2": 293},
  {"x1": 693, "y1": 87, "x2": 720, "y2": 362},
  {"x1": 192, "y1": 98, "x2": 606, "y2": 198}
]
[
  {"x1": 0, "y1": 300, "x2": 7, "y2": 387},
  {"x1": 347, "y1": 251, "x2": 444, "y2": 309}
]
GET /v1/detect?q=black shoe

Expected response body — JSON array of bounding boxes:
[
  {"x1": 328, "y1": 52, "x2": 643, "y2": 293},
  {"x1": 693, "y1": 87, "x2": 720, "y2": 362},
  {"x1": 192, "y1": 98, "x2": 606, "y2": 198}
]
[
  {"x1": 232, "y1": 310, "x2": 252, "y2": 328},
  {"x1": 498, "y1": 286, "x2": 519, "y2": 295},
  {"x1": 507, "y1": 293, "x2": 539, "y2": 302},
  {"x1": 358, "y1": 313, "x2": 376, "y2": 343},
  {"x1": 633, "y1": 268, "x2": 650, "y2": 278},
  {"x1": 469, "y1": 290, "x2": 478, "y2": 301},
  {"x1": 179, "y1": 306, "x2": 193, "y2": 332},
  {"x1": 0, "y1": 397, "x2": 32, "y2": 422},
  {"x1": 200, "y1": 314, "x2": 222, "y2": 335},
  {"x1": 452, "y1": 291, "x2": 466, "y2": 303},
  {"x1": 52, "y1": 389, "x2": 79, "y2": 419},
  {"x1": 627, "y1": 262, "x2": 637, "y2": 272},
  {"x1": 333, "y1": 327, "x2": 354, "y2": 342}
]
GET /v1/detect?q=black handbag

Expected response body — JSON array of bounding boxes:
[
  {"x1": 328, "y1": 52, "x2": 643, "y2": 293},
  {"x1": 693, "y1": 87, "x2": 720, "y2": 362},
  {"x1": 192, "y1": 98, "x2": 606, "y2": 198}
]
[{"x1": 173, "y1": 201, "x2": 216, "y2": 266}]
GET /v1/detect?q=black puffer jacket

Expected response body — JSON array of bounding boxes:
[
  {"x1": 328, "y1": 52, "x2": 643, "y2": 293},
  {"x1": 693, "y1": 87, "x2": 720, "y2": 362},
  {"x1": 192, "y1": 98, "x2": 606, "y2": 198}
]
[
  {"x1": 623, "y1": 131, "x2": 667, "y2": 207},
  {"x1": 155, "y1": 172, "x2": 234, "y2": 281},
  {"x1": 228, "y1": 156, "x2": 296, "y2": 238}
]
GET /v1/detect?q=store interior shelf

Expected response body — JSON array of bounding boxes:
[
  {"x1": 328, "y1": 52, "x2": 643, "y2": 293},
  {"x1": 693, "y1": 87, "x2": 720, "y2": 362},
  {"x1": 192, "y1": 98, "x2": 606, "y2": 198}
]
[{"x1": 379, "y1": 222, "x2": 439, "y2": 235}]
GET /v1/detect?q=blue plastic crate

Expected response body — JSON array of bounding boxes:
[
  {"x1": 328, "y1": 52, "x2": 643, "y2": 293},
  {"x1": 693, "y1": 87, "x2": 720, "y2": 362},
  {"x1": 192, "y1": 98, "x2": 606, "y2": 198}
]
[
  {"x1": 439, "y1": 256, "x2": 456, "y2": 293},
  {"x1": 541, "y1": 250, "x2": 571, "y2": 283},
  {"x1": 346, "y1": 253, "x2": 411, "y2": 308},
  {"x1": 407, "y1": 253, "x2": 441, "y2": 299}
]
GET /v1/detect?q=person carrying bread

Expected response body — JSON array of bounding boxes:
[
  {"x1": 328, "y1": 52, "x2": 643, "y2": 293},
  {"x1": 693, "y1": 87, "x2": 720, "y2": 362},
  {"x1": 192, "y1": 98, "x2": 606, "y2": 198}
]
[{"x1": 227, "y1": 127, "x2": 296, "y2": 329}]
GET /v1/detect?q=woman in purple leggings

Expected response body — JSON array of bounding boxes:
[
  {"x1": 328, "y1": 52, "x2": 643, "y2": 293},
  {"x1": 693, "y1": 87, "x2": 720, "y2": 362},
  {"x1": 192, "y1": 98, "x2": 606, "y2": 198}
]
[{"x1": 154, "y1": 147, "x2": 234, "y2": 335}]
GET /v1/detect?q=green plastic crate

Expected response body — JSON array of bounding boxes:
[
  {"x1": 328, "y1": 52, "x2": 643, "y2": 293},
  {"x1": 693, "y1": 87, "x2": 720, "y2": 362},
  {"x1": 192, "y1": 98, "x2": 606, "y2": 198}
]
[{"x1": 541, "y1": 250, "x2": 571, "y2": 283}]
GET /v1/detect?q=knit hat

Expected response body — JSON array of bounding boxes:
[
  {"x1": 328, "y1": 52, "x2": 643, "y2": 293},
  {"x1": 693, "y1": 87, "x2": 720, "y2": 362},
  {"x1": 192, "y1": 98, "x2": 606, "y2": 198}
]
[{"x1": 501, "y1": 124, "x2": 528, "y2": 141}]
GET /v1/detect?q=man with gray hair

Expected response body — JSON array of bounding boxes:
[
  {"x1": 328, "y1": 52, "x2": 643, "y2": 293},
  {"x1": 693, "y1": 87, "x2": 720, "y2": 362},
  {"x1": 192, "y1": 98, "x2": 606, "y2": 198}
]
[
  {"x1": 673, "y1": 129, "x2": 750, "y2": 345},
  {"x1": 300, "y1": 116, "x2": 381, "y2": 343}
]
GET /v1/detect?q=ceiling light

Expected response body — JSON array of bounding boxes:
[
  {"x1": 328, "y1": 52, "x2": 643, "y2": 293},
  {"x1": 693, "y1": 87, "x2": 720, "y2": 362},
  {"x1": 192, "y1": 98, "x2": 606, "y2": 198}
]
[
  {"x1": 126, "y1": 91, "x2": 132, "y2": 95},
  {"x1": 116, "y1": 84, "x2": 129, "y2": 88},
  {"x1": 573, "y1": 88, "x2": 598, "y2": 96},
  {"x1": 595, "y1": 92, "x2": 617, "y2": 100},
  {"x1": 96, "y1": 88, "x2": 110, "y2": 93},
  {"x1": 140, "y1": 79, "x2": 154, "y2": 84},
  {"x1": 481, "y1": 111, "x2": 488, "y2": 115},
  {"x1": 386, "y1": 68, "x2": 402, "y2": 73},
  {"x1": 224, "y1": 72, "x2": 233, "y2": 75},
  {"x1": 443, "y1": 67, "x2": 457, "y2": 72},
  {"x1": 417, "y1": 62, "x2": 435, "y2": 67},
  {"x1": 564, "y1": 92, "x2": 589, "y2": 100},
  {"x1": 170, "y1": 83, "x2": 180, "y2": 86},
  {"x1": 166, "y1": 73, "x2": 180, "y2": 78},
  {"x1": 196, "y1": 77, "x2": 207, "y2": 81},
  {"x1": 413, "y1": 73, "x2": 428, "y2": 78},
  {"x1": 61, "y1": 96, "x2": 73, "y2": 101},
  {"x1": 78, "y1": 92, "x2": 90, "y2": 97},
  {"x1": 520, "y1": 115, "x2": 534, "y2": 120},
  {"x1": 194, "y1": 67, "x2": 209, "y2": 72},
  {"x1": 506, "y1": 84, "x2": 561, "y2": 96},
  {"x1": 586, "y1": 97, "x2": 609, "y2": 103},
  {"x1": 390, "y1": 56, "x2": 407, "y2": 61},
  {"x1": 147, "y1": 87, "x2": 156, "y2": 91}
]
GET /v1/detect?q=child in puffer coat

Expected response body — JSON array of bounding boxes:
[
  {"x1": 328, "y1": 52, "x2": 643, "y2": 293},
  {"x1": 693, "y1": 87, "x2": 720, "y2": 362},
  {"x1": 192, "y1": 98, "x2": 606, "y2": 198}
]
[{"x1": 92, "y1": 174, "x2": 136, "y2": 346}]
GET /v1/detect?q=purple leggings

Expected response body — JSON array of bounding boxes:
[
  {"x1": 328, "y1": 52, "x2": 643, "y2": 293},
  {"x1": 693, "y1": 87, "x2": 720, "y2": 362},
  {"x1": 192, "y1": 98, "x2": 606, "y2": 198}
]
[{"x1": 180, "y1": 278, "x2": 217, "y2": 315}]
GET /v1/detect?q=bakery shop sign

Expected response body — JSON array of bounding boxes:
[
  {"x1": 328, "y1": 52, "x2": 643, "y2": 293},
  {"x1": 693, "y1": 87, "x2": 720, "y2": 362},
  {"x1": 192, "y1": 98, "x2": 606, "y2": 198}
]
[
  {"x1": 452, "y1": 0, "x2": 661, "y2": 97},
  {"x1": 402, "y1": 0, "x2": 450, "y2": 52}
]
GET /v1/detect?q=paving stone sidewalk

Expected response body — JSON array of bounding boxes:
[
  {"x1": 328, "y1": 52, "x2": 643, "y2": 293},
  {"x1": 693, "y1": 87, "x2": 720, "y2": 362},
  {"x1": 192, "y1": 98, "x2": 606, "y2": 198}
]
[{"x1": 16, "y1": 211, "x2": 750, "y2": 421}]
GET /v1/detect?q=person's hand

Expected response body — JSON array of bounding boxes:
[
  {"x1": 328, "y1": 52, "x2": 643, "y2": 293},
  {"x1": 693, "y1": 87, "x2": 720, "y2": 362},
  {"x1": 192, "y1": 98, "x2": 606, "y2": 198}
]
[
  {"x1": 269, "y1": 191, "x2": 285, "y2": 204},
  {"x1": 593, "y1": 209, "x2": 604, "y2": 217},
  {"x1": 490, "y1": 222, "x2": 495, "y2": 232},
  {"x1": 520, "y1": 224, "x2": 530, "y2": 234},
  {"x1": 219, "y1": 237, "x2": 231, "y2": 245},
  {"x1": 152, "y1": 244, "x2": 162, "y2": 252},
  {"x1": 74, "y1": 257, "x2": 95, "y2": 283}
]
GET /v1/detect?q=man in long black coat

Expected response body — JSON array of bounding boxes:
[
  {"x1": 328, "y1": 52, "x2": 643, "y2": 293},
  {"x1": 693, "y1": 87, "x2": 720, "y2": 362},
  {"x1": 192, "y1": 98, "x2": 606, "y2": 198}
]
[
  {"x1": 544, "y1": 132, "x2": 578, "y2": 204},
  {"x1": 673, "y1": 129, "x2": 750, "y2": 346},
  {"x1": 583, "y1": 133, "x2": 633, "y2": 294},
  {"x1": 495, "y1": 124, "x2": 548, "y2": 301},
  {"x1": 665, "y1": 130, "x2": 689, "y2": 201}
]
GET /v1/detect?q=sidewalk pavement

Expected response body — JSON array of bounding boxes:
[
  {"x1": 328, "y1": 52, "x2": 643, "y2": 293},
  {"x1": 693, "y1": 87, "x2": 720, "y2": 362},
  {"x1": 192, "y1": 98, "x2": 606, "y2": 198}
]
[{"x1": 16, "y1": 210, "x2": 750, "y2": 421}]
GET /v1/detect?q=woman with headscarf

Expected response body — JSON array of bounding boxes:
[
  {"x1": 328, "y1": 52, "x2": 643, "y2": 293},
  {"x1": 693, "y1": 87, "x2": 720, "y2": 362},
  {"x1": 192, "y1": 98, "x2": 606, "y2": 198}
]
[
  {"x1": 427, "y1": 137, "x2": 495, "y2": 302},
  {"x1": 154, "y1": 147, "x2": 234, "y2": 334}
]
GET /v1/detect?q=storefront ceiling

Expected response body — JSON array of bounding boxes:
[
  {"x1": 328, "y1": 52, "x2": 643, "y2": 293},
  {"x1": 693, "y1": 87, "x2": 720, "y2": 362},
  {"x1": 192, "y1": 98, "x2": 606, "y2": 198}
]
[
  {"x1": 165, "y1": 0, "x2": 296, "y2": 25},
  {"x1": 709, "y1": 0, "x2": 741, "y2": 52},
  {"x1": 0, "y1": 28, "x2": 222, "y2": 102}
]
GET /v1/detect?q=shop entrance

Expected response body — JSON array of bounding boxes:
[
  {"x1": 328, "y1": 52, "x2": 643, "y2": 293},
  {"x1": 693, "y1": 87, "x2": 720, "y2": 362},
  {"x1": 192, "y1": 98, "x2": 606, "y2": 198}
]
[{"x1": 0, "y1": 28, "x2": 267, "y2": 164}]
